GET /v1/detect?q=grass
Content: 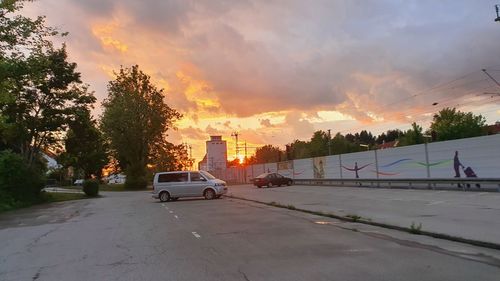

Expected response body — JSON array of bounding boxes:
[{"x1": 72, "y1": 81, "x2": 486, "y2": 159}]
[
  {"x1": 0, "y1": 192, "x2": 90, "y2": 213},
  {"x1": 41, "y1": 192, "x2": 88, "y2": 203},
  {"x1": 346, "y1": 214, "x2": 362, "y2": 222}
]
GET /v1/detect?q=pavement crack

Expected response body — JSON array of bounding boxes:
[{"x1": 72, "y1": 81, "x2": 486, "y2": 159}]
[
  {"x1": 238, "y1": 268, "x2": 251, "y2": 281},
  {"x1": 32, "y1": 267, "x2": 42, "y2": 280}
]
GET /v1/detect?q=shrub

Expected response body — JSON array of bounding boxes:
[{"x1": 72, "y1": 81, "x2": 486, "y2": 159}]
[
  {"x1": 0, "y1": 150, "x2": 45, "y2": 211},
  {"x1": 83, "y1": 179, "x2": 99, "y2": 197}
]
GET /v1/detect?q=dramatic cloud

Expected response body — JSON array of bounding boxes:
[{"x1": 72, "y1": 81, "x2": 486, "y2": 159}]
[{"x1": 27, "y1": 0, "x2": 500, "y2": 161}]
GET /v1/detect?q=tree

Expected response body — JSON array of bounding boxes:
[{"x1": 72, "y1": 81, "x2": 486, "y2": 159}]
[
  {"x1": 289, "y1": 140, "x2": 310, "y2": 159},
  {"x1": 376, "y1": 129, "x2": 403, "y2": 144},
  {"x1": 254, "y1": 145, "x2": 283, "y2": 163},
  {"x1": 430, "y1": 108, "x2": 486, "y2": 141},
  {"x1": 149, "y1": 142, "x2": 193, "y2": 172},
  {"x1": 1, "y1": 1, "x2": 95, "y2": 166},
  {"x1": 400, "y1": 122, "x2": 425, "y2": 146},
  {"x1": 101, "y1": 65, "x2": 182, "y2": 189},
  {"x1": 59, "y1": 110, "x2": 108, "y2": 179},
  {"x1": 309, "y1": 130, "x2": 329, "y2": 157}
]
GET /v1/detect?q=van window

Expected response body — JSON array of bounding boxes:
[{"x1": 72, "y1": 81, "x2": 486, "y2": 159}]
[
  {"x1": 190, "y1": 172, "x2": 205, "y2": 182},
  {"x1": 158, "y1": 173, "x2": 188, "y2": 182}
]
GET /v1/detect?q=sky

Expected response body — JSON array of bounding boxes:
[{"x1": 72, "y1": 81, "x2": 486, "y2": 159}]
[{"x1": 26, "y1": 0, "x2": 500, "y2": 163}]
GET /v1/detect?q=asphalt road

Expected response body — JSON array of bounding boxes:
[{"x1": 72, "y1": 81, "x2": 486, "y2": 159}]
[
  {"x1": 1, "y1": 191, "x2": 500, "y2": 281},
  {"x1": 229, "y1": 184, "x2": 500, "y2": 245}
]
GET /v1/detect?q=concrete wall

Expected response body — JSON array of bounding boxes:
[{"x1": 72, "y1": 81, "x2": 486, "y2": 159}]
[{"x1": 243, "y1": 134, "x2": 500, "y2": 180}]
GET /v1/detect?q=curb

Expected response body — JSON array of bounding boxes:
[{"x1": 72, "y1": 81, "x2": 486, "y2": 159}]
[{"x1": 226, "y1": 194, "x2": 500, "y2": 251}]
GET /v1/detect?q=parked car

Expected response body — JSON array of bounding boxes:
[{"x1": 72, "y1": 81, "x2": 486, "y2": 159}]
[
  {"x1": 152, "y1": 170, "x2": 228, "y2": 202},
  {"x1": 252, "y1": 173, "x2": 293, "y2": 188},
  {"x1": 74, "y1": 179, "x2": 84, "y2": 186}
]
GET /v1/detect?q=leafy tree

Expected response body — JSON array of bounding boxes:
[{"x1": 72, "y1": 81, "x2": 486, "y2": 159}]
[
  {"x1": 289, "y1": 140, "x2": 310, "y2": 159},
  {"x1": 59, "y1": 110, "x2": 108, "y2": 179},
  {"x1": 330, "y1": 132, "x2": 362, "y2": 155},
  {"x1": 1, "y1": 46, "x2": 95, "y2": 166},
  {"x1": 149, "y1": 142, "x2": 193, "y2": 172},
  {"x1": 1, "y1": 1, "x2": 94, "y2": 166},
  {"x1": 400, "y1": 122, "x2": 425, "y2": 146},
  {"x1": 101, "y1": 65, "x2": 182, "y2": 189},
  {"x1": 430, "y1": 108, "x2": 486, "y2": 141},
  {"x1": 309, "y1": 130, "x2": 329, "y2": 157},
  {"x1": 376, "y1": 129, "x2": 404, "y2": 144},
  {"x1": 253, "y1": 145, "x2": 283, "y2": 163}
]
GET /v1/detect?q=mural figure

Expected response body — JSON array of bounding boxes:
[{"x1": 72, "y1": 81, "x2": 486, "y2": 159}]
[
  {"x1": 453, "y1": 151, "x2": 464, "y2": 178},
  {"x1": 342, "y1": 162, "x2": 372, "y2": 178},
  {"x1": 313, "y1": 157, "x2": 325, "y2": 179}
]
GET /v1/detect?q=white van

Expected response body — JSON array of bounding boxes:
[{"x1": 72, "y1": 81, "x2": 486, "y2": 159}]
[{"x1": 152, "y1": 170, "x2": 227, "y2": 202}]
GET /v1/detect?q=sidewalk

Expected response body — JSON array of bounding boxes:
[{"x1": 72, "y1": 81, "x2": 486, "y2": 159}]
[{"x1": 228, "y1": 184, "x2": 500, "y2": 246}]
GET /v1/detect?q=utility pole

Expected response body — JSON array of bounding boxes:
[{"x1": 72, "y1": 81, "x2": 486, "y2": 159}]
[
  {"x1": 244, "y1": 142, "x2": 248, "y2": 159},
  {"x1": 495, "y1": 4, "x2": 500, "y2": 22},
  {"x1": 231, "y1": 132, "x2": 239, "y2": 159},
  {"x1": 327, "y1": 129, "x2": 332, "y2": 155}
]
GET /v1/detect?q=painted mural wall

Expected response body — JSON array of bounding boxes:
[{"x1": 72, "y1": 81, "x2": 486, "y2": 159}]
[{"x1": 247, "y1": 134, "x2": 500, "y2": 180}]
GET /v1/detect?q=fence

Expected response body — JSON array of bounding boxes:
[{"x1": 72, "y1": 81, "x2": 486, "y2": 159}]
[{"x1": 209, "y1": 134, "x2": 500, "y2": 189}]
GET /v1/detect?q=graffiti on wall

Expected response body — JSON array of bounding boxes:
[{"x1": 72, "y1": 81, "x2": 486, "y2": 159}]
[{"x1": 313, "y1": 157, "x2": 325, "y2": 179}]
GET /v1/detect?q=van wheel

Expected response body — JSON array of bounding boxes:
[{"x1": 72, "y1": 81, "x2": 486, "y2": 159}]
[
  {"x1": 204, "y1": 189, "x2": 216, "y2": 200},
  {"x1": 267, "y1": 182, "x2": 273, "y2": 188},
  {"x1": 159, "y1": 191, "x2": 170, "y2": 202}
]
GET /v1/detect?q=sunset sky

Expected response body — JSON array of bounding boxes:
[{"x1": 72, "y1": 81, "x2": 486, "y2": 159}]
[{"x1": 26, "y1": 0, "x2": 500, "y2": 163}]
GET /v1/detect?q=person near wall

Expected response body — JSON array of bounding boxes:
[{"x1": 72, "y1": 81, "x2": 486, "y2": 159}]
[{"x1": 454, "y1": 151, "x2": 464, "y2": 178}]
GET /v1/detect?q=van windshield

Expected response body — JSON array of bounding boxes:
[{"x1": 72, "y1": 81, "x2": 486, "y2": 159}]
[{"x1": 200, "y1": 170, "x2": 216, "y2": 180}]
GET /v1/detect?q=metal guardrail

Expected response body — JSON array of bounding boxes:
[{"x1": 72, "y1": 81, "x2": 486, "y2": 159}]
[{"x1": 293, "y1": 178, "x2": 500, "y2": 192}]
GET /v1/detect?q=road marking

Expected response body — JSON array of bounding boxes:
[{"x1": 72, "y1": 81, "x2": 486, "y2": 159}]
[
  {"x1": 174, "y1": 215, "x2": 179, "y2": 219},
  {"x1": 192, "y1": 232, "x2": 201, "y2": 239},
  {"x1": 169, "y1": 211, "x2": 173, "y2": 214},
  {"x1": 427, "y1": 201, "x2": 445, "y2": 205},
  {"x1": 161, "y1": 203, "x2": 165, "y2": 207},
  {"x1": 164, "y1": 206, "x2": 169, "y2": 210}
]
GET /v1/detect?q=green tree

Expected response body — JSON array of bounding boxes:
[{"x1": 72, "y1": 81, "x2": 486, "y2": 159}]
[
  {"x1": 1, "y1": 1, "x2": 95, "y2": 166},
  {"x1": 59, "y1": 110, "x2": 108, "y2": 179},
  {"x1": 309, "y1": 130, "x2": 329, "y2": 157},
  {"x1": 254, "y1": 145, "x2": 283, "y2": 163},
  {"x1": 400, "y1": 122, "x2": 425, "y2": 146},
  {"x1": 430, "y1": 108, "x2": 486, "y2": 141},
  {"x1": 289, "y1": 140, "x2": 310, "y2": 159},
  {"x1": 376, "y1": 129, "x2": 403, "y2": 144},
  {"x1": 149, "y1": 142, "x2": 193, "y2": 172},
  {"x1": 101, "y1": 65, "x2": 182, "y2": 189}
]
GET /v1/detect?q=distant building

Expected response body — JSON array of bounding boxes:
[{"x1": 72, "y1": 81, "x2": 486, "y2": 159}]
[
  {"x1": 486, "y1": 121, "x2": 500, "y2": 135},
  {"x1": 198, "y1": 136, "x2": 227, "y2": 171},
  {"x1": 42, "y1": 150, "x2": 61, "y2": 171},
  {"x1": 377, "y1": 140, "x2": 399, "y2": 150}
]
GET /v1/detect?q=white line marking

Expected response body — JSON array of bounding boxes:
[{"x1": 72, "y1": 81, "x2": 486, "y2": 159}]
[
  {"x1": 174, "y1": 215, "x2": 179, "y2": 219},
  {"x1": 169, "y1": 211, "x2": 173, "y2": 214},
  {"x1": 192, "y1": 232, "x2": 201, "y2": 239},
  {"x1": 164, "y1": 206, "x2": 169, "y2": 210},
  {"x1": 161, "y1": 203, "x2": 165, "y2": 207},
  {"x1": 427, "y1": 201, "x2": 445, "y2": 205}
]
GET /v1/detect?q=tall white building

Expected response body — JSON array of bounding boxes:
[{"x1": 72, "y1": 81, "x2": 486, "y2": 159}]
[{"x1": 199, "y1": 136, "x2": 227, "y2": 171}]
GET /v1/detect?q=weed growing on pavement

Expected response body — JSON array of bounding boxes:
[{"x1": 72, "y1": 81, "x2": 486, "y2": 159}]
[
  {"x1": 286, "y1": 204, "x2": 297, "y2": 210},
  {"x1": 410, "y1": 222, "x2": 423, "y2": 234},
  {"x1": 346, "y1": 214, "x2": 362, "y2": 222}
]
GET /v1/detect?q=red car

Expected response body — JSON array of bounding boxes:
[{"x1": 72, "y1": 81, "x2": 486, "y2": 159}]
[{"x1": 252, "y1": 173, "x2": 293, "y2": 188}]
